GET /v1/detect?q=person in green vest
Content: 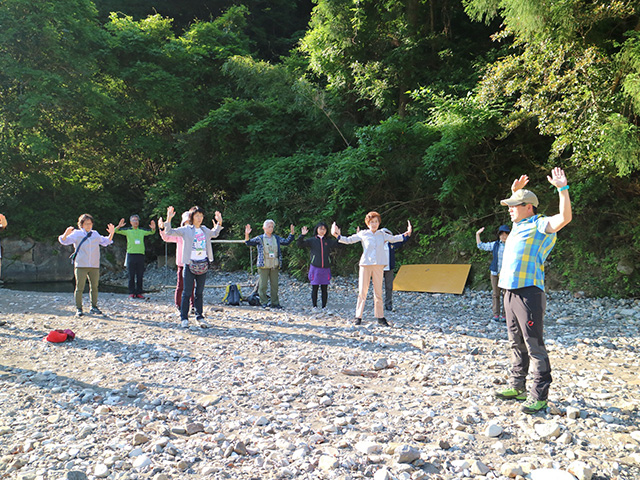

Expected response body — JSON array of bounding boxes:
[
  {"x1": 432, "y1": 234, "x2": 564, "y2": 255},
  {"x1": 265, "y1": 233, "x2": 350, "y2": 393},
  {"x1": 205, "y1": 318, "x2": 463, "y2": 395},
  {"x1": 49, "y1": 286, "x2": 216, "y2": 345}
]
[{"x1": 115, "y1": 215, "x2": 156, "y2": 298}]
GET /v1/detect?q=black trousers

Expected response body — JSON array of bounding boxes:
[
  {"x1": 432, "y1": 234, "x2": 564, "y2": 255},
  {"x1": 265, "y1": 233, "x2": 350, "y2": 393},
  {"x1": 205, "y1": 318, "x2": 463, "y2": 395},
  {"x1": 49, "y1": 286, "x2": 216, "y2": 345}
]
[
  {"x1": 504, "y1": 286, "x2": 552, "y2": 401},
  {"x1": 127, "y1": 253, "x2": 145, "y2": 295}
]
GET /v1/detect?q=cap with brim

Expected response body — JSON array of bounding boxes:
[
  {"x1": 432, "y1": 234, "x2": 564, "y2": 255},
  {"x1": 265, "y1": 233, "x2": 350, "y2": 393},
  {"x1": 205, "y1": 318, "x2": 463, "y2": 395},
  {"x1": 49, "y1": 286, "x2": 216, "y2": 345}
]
[
  {"x1": 498, "y1": 224, "x2": 511, "y2": 233},
  {"x1": 500, "y1": 189, "x2": 539, "y2": 208}
]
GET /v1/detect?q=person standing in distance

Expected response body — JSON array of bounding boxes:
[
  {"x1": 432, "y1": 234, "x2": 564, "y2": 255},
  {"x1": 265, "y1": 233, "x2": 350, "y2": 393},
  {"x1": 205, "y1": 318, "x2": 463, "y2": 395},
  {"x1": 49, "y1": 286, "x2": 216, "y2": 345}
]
[
  {"x1": 0, "y1": 213, "x2": 7, "y2": 282},
  {"x1": 59, "y1": 214, "x2": 116, "y2": 317},
  {"x1": 115, "y1": 215, "x2": 156, "y2": 299},
  {"x1": 495, "y1": 167, "x2": 572, "y2": 414}
]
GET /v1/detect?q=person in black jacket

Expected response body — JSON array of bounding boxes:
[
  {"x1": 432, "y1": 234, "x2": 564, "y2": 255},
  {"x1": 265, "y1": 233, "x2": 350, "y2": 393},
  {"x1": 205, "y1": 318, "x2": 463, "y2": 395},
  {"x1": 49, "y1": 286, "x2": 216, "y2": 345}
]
[{"x1": 297, "y1": 222, "x2": 339, "y2": 309}]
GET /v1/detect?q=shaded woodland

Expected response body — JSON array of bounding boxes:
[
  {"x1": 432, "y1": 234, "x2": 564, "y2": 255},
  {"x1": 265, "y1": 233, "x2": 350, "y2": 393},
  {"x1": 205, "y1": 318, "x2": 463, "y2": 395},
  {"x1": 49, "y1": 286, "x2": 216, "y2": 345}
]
[{"x1": 1, "y1": 0, "x2": 639, "y2": 295}]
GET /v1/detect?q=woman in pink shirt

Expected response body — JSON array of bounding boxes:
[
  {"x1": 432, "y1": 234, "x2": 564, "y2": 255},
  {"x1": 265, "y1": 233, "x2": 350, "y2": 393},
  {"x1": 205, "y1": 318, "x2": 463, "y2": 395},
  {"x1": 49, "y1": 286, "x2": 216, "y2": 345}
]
[{"x1": 158, "y1": 211, "x2": 194, "y2": 312}]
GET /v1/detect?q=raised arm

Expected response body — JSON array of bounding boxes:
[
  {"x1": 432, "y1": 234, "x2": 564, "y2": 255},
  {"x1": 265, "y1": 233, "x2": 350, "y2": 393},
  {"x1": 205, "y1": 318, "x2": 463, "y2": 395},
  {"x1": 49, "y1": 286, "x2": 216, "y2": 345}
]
[
  {"x1": 475, "y1": 227, "x2": 485, "y2": 244},
  {"x1": 106, "y1": 223, "x2": 116, "y2": 241},
  {"x1": 59, "y1": 226, "x2": 76, "y2": 244},
  {"x1": 164, "y1": 206, "x2": 185, "y2": 237},
  {"x1": 511, "y1": 175, "x2": 529, "y2": 193},
  {"x1": 545, "y1": 167, "x2": 572, "y2": 233}
]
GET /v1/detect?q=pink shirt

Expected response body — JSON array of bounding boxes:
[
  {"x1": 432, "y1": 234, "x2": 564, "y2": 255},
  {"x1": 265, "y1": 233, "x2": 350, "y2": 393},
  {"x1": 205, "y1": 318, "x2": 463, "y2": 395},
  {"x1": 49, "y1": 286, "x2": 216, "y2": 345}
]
[{"x1": 160, "y1": 230, "x2": 185, "y2": 267}]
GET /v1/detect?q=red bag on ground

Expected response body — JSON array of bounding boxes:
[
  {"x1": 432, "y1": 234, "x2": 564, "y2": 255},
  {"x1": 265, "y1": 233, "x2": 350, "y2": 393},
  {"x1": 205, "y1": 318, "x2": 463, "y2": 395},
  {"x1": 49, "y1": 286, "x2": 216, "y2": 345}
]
[{"x1": 46, "y1": 330, "x2": 68, "y2": 343}]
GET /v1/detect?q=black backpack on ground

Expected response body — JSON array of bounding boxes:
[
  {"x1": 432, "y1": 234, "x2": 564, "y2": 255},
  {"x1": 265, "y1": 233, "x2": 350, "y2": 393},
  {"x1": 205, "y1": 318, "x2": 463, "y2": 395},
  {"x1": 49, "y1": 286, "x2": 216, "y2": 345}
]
[{"x1": 222, "y1": 284, "x2": 241, "y2": 306}]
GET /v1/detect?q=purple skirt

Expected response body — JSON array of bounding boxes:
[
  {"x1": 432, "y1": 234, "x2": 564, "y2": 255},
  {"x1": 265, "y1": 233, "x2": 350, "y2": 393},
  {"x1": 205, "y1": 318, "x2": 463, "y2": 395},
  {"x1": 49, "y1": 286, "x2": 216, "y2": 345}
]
[{"x1": 308, "y1": 265, "x2": 331, "y2": 285}]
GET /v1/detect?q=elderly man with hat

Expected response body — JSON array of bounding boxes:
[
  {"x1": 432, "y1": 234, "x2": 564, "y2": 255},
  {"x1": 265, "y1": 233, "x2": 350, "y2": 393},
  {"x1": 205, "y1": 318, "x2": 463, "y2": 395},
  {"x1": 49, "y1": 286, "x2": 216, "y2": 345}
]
[
  {"x1": 475, "y1": 223, "x2": 511, "y2": 321},
  {"x1": 494, "y1": 167, "x2": 572, "y2": 414}
]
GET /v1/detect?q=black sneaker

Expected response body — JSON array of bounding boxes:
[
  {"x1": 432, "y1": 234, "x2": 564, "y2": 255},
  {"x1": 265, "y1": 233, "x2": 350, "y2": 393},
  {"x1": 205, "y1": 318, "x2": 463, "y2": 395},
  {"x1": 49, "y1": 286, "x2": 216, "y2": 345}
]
[
  {"x1": 354, "y1": 317, "x2": 362, "y2": 325},
  {"x1": 377, "y1": 318, "x2": 391, "y2": 327},
  {"x1": 90, "y1": 307, "x2": 102, "y2": 315},
  {"x1": 75, "y1": 309, "x2": 84, "y2": 317}
]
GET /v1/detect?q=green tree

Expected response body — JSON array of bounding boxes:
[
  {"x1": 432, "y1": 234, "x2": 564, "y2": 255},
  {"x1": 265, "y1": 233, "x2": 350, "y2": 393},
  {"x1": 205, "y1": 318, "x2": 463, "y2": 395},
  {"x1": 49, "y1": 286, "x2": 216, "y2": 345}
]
[
  {"x1": 464, "y1": 0, "x2": 640, "y2": 175},
  {"x1": 300, "y1": 0, "x2": 495, "y2": 118},
  {"x1": 0, "y1": 0, "x2": 120, "y2": 234}
]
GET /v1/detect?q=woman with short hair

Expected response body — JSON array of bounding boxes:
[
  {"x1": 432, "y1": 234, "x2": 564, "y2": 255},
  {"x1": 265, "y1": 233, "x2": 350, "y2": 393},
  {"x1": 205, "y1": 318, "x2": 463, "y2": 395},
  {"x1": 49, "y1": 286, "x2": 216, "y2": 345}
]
[
  {"x1": 332, "y1": 212, "x2": 411, "y2": 326},
  {"x1": 163, "y1": 205, "x2": 223, "y2": 328},
  {"x1": 58, "y1": 214, "x2": 115, "y2": 317}
]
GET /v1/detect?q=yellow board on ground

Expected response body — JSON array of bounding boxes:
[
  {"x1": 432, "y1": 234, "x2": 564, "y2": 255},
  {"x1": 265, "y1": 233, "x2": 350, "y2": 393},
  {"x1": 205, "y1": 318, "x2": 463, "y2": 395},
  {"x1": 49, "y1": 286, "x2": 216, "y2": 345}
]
[{"x1": 393, "y1": 264, "x2": 471, "y2": 295}]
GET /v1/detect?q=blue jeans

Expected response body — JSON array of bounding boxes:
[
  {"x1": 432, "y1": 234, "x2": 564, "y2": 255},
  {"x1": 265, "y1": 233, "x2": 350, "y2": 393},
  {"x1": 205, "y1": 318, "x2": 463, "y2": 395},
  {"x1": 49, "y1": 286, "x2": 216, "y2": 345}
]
[{"x1": 181, "y1": 265, "x2": 207, "y2": 320}]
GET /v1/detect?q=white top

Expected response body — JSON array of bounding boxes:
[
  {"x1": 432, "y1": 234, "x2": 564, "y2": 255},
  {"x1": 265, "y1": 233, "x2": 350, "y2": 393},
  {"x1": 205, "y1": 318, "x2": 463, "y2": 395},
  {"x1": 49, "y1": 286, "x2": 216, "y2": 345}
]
[{"x1": 338, "y1": 229, "x2": 405, "y2": 266}]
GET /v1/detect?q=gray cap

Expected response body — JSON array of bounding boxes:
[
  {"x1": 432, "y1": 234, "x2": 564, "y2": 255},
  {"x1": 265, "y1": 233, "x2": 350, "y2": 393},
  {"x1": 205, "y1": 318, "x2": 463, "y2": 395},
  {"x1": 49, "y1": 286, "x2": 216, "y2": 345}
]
[{"x1": 500, "y1": 189, "x2": 539, "y2": 207}]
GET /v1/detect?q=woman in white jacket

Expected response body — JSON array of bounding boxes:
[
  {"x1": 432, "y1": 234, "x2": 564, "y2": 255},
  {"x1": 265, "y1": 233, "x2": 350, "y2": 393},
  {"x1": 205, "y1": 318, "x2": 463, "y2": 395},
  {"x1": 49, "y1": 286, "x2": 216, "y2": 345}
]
[{"x1": 332, "y1": 211, "x2": 411, "y2": 326}]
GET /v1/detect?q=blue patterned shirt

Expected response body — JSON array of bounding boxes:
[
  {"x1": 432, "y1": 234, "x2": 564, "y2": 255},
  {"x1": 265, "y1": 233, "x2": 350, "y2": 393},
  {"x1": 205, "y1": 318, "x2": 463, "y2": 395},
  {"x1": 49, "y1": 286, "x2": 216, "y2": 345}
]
[
  {"x1": 477, "y1": 240, "x2": 505, "y2": 276},
  {"x1": 498, "y1": 215, "x2": 556, "y2": 291}
]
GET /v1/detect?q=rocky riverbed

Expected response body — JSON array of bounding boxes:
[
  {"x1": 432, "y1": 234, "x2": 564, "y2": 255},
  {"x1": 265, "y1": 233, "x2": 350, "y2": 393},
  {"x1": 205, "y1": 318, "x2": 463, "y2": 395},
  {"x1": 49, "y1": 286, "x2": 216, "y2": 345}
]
[{"x1": 0, "y1": 268, "x2": 639, "y2": 480}]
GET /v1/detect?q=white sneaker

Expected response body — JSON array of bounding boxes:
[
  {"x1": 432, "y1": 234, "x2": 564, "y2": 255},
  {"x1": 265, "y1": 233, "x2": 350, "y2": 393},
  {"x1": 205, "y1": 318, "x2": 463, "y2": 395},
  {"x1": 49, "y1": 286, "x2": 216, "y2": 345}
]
[
  {"x1": 196, "y1": 318, "x2": 210, "y2": 328},
  {"x1": 181, "y1": 319, "x2": 189, "y2": 329}
]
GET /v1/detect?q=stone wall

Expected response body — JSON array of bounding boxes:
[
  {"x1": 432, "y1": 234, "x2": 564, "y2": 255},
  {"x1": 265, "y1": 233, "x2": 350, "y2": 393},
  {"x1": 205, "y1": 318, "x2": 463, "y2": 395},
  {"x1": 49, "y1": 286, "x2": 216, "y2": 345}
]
[{"x1": 1, "y1": 237, "x2": 126, "y2": 283}]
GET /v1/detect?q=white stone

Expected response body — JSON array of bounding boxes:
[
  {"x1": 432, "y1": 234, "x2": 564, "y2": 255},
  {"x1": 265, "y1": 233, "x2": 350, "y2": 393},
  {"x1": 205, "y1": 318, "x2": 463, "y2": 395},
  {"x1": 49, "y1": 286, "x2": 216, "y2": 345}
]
[
  {"x1": 566, "y1": 407, "x2": 580, "y2": 419},
  {"x1": 133, "y1": 455, "x2": 152, "y2": 468},
  {"x1": 394, "y1": 444, "x2": 420, "y2": 464},
  {"x1": 356, "y1": 441, "x2": 382, "y2": 455},
  {"x1": 451, "y1": 459, "x2": 470, "y2": 469},
  {"x1": 485, "y1": 423, "x2": 503, "y2": 438},
  {"x1": 534, "y1": 422, "x2": 561, "y2": 440},
  {"x1": 94, "y1": 464, "x2": 109, "y2": 478},
  {"x1": 568, "y1": 461, "x2": 593, "y2": 480},
  {"x1": 530, "y1": 469, "x2": 577, "y2": 480},
  {"x1": 374, "y1": 468, "x2": 391, "y2": 480},
  {"x1": 318, "y1": 455, "x2": 339, "y2": 471},
  {"x1": 500, "y1": 462, "x2": 524, "y2": 477},
  {"x1": 492, "y1": 441, "x2": 507, "y2": 455},
  {"x1": 470, "y1": 459, "x2": 490, "y2": 475}
]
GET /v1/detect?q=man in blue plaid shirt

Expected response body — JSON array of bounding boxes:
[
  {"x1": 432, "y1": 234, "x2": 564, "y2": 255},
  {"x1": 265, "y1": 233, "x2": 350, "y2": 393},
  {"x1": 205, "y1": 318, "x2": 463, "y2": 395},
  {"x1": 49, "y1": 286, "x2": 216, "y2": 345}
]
[{"x1": 495, "y1": 167, "x2": 572, "y2": 414}]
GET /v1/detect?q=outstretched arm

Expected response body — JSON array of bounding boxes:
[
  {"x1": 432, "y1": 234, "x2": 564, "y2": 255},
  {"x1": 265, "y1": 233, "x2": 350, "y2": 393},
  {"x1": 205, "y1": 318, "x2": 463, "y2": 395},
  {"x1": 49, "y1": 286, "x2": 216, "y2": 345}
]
[{"x1": 545, "y1": 167, "x2": 572, "y2": 233}]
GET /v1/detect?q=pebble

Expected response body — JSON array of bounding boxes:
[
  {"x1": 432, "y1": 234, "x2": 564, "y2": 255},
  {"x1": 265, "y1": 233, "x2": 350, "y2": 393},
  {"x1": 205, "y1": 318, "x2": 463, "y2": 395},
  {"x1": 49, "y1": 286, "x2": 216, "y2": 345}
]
[
  {"x1": 485, "y1": 423, "x2": 503, "y2": 437},
  {"x1": 535, "y1": 422, "x2": 562, "y2": 440},
  {"x1": 0, "y1": 271, "x2": 639, "y2": 480},
  {"x1": 530, "y1": 468, "x2": 577, "y2": 480},
  {"x1": 318, "y1": 455, "x2": 339, "y2": 470},
  {"x1": 394, "y1": 444, "x2": 420, "y2": 464}
]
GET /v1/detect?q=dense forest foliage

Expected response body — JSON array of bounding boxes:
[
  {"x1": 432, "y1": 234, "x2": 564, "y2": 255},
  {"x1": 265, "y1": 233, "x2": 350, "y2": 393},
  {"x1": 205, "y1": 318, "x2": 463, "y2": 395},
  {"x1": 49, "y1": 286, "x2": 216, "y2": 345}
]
[{"x1": 1, "y1": 0, "x2": 639, "y2": 296}]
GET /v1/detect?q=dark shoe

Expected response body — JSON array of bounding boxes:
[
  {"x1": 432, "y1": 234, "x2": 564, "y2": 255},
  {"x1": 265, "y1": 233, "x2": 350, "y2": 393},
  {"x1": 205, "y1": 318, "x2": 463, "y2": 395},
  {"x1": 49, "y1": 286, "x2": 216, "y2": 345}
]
[
  {"x1": 354, "y1": 317, "x2": 362, "y2": 325},
  {"x1": 271, "y1": 304, "x2": 283, "y2": 310},
  {"x1": 75, "y1": 309, "x2": 84, "y2": 317},
  {"x1": 90, "y1": 307, "x2": 102, "y2": 315},
  {"x1": 377, "y1": 317, "x2": 391, "y2": 327},
  {"x1": 385, "y1": 305, "x2": 393, "y2": 311},
  {"x1": 521, "y1": 397, "x2": 548, "y2": 414},
  {"x1": 135, "y1": 294, "x2": 145, "y2": 299}
]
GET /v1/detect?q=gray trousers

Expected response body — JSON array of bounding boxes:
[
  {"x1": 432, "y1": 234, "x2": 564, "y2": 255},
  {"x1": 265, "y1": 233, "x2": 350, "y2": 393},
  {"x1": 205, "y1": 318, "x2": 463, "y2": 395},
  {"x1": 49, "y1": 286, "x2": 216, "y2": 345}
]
[
  {"x1": 504, "y1": 286, "x2": 552, "y2": 401},
  {"x1": 490, "y1": 274, "x2": 504, "y2": 317},
  {"x1": 383, "y1": 270, "x2": 394, "y2": 309}
]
